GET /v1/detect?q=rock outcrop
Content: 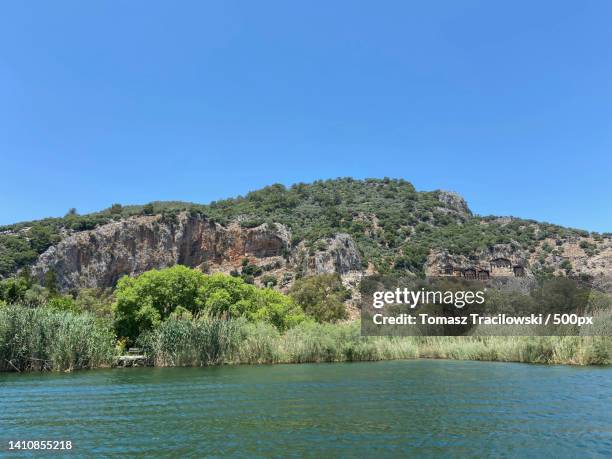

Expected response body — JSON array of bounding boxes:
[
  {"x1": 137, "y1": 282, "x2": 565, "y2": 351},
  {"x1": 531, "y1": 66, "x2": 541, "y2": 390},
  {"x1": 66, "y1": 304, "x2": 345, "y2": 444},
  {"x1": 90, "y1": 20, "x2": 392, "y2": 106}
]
[
  {"x1": 21, "y1": 178, "x2": 611, "y2": 295},
  {"x1": 435, "y1": 191, "x2": 472, "y2": 218},
  {"x1": 32, "y1": 213, "x2": 291, "y2": 291},
  {"x1": 31, "y1": 213, "x2": 366, "y2": 292},
  {"x1": 309, "y1": 234, "x2": 362, "y2": 275}
]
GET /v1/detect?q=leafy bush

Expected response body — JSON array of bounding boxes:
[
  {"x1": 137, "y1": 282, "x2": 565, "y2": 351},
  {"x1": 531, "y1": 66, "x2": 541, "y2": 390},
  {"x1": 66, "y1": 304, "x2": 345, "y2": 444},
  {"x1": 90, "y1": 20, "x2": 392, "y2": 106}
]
[
  {"x1": 74, "y1": 288, "x2": 114, "y2": 318},
  {"x1": 0, "y1": 276, "x2": 30, "y2": 304},
  {"x1": 289, "y1": 274, "x2": 350, "y2": 323},
  {"x1": 113, "y1": 265, "x2": 210, "y2": 341},
  {"x1": 560, "y1": 259, "x2": 573, "y2": 273},
  {"x1": 114, "y1": 266, "x2": 306, "y2": 342},
  {"x1": 260, "y1": 274, "x2": 277, "y2": 287},
  {"x1": 46, "y1": 295, "x2": 81, "y2": 314},
  {"x1": 142, "y1": 203, "x2": 155, "y2": 215},
  {"x1": 0, "y1": 235, "x2": 38, "y2": 276},
  {"x1": 198, "y1": 272, "x2": 306, "y2": 330}
]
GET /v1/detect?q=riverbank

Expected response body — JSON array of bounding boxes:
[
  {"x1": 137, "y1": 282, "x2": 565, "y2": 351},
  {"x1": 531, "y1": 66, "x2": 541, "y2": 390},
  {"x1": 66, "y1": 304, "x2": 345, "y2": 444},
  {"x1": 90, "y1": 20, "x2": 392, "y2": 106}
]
[
  {"x1": 1, "y1": 306, "x2": 610, "y2": 372},
  {"x1": 140, "y1": 318, "x2": 612, "y2": 367}
]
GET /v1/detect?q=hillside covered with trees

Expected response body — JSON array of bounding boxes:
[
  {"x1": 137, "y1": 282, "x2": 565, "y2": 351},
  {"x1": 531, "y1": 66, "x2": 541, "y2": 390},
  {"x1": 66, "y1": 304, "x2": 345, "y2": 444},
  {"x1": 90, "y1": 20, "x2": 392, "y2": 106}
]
[{"x1": 2, "y1": 178, "x2": 605, "y2": 280}]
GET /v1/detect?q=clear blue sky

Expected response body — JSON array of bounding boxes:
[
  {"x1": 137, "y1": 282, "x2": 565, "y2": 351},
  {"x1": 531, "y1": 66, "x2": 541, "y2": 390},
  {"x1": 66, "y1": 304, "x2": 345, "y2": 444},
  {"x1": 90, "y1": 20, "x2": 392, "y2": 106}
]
[{"x1": 1, "y1": 1, "x2": 611, "y2": 231}]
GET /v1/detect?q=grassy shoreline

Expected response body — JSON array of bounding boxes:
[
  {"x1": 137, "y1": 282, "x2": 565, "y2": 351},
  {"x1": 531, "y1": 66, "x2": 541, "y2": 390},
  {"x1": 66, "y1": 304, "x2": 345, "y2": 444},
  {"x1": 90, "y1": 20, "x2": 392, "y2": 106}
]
[{"x1": 1, "y1": 306, "x2": 610, "y2": 372}]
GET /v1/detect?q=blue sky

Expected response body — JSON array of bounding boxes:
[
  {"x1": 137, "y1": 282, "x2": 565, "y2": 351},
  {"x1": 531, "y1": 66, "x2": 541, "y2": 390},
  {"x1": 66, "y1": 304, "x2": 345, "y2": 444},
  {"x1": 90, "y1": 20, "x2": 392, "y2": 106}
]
[{"x1": 1, "y1": 1, "x2": 611, "y2": 231}]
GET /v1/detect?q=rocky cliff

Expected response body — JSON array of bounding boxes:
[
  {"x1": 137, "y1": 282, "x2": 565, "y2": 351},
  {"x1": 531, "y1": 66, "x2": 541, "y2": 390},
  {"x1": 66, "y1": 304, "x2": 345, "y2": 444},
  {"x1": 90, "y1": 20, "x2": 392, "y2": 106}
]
[
  {"x1": 32, "y1": 214, "x2": 287, "y2": 290},
  {"x1": 32, "y1": 213, "x2": 363, "y2": 291}
]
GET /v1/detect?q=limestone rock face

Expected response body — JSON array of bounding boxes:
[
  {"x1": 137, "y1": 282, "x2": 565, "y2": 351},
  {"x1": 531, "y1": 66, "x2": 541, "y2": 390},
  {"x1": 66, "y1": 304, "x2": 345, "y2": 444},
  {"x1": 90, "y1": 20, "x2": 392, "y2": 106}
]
[
  {"x1": 244, "y1": 223, "x2": 291, "y2": 258},
  {"x1": 290, "y1": 233, "x2": 363, "y2": 279},
  {"x1": 31, "y1": 213, "x2": 366, "y2": 292},
  {"x1": 436, "y1": 191, "x2": 471, "y2": 217},
  {"x1": 32, "y1": 214, "x2": 291, "y2": 291},
  {"x1": 310, "y1": 234, "x2": 363, "y2": 275}
]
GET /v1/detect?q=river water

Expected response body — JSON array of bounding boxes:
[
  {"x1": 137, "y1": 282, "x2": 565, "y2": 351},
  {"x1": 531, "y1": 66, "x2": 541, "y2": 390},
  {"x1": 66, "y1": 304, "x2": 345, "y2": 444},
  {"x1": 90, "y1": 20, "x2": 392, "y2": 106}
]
[{"x1": 1, "y1": 360, "x2": 611, "y2": 457}]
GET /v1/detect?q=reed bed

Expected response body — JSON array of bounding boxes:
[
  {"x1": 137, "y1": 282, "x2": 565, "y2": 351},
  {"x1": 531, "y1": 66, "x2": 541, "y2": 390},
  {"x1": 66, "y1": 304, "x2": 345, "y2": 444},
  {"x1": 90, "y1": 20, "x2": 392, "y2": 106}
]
[
  {"x1": 1, "y1": 306, "x2": 610, "y2": 372},
  {"x1": 141, "y1": 318, "x2": 611, "y2": 367},
  {"x1": 0, "y1": 306, "x2": 117, "y2": 372},
  {"x1": 137, "y1": 316, "x2": 241, "y2": 367},
  {"x1": 414, "y1": 336, "x2": 611, "y2": 365}
]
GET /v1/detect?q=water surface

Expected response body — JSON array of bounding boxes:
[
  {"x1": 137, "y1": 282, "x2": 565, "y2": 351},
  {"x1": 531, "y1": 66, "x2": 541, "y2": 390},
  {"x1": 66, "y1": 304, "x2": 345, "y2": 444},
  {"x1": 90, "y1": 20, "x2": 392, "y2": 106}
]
[{"x1": 1, "y1": 360, "x2": 611, "y2": 457}]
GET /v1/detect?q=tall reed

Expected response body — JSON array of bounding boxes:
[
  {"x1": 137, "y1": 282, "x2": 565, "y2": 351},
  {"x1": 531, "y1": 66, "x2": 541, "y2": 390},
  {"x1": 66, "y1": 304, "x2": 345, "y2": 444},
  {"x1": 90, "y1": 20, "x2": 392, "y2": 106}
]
[
  {"x1": 0, "y1": 305, "x2": 117, "y2": 372},
  {"x1": 141, "y1": 318, "x2": 611, "y2": 367},
  {"x1": 2, "y1": 308, "x2": 609, "y2": 372},
  {"x1": 137, "y1": 315, "x2": 241, "y2": 366}
]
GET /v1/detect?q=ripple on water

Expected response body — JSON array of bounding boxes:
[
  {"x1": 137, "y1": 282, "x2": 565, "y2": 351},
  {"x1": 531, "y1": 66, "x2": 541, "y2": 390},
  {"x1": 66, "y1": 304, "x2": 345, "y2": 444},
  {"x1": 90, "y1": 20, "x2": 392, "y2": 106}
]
[{"x1": 0, "y1": 361, "x2": 611, "y2": 457}]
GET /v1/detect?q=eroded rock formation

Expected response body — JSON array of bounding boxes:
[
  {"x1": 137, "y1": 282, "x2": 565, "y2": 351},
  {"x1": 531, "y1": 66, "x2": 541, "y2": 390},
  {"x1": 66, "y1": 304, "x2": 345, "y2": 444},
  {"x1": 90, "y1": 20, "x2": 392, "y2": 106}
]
[
  {"x1": 32, "y1": 214, "x2": 292, "y2": 291},
  {"x1": 31, "y1": 213, "x2": 366, "y2": 292}
]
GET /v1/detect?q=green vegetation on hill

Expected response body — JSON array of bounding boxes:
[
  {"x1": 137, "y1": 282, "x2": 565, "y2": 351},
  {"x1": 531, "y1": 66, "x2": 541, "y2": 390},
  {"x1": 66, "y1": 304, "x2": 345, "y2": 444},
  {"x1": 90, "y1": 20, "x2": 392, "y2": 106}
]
[{"x1": 1, "y1": 178, "x2": 596, "y2": 278}]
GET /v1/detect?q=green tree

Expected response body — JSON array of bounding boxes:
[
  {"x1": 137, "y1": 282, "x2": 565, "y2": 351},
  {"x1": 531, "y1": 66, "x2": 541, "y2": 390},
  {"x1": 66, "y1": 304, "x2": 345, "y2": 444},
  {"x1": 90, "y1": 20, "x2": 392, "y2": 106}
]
[
  {"x1": 18, "y1": 266, "x2": 33, "y2": 288},
  {"x1": 394, "y1": 244, "x2": 429, "y2": 275},
  {"x1": 46, "y1": 295, "x2": 81, "y2": 314},
  {"x1": 0, "y1": 235, "x2": 38, "y2": 276},
  {"x1": 142, "y1": 203, "x2": 155, "y2": 215},
  {"x1": 261, "y1": 274, "x2": 277, "y2": 288},
  {"x1": 249, "y1": 287, "x2": 307, "y2": 330},
  {"x1": 28, "y1": 225, "x2": 60, "y2": 254},
  {"x1": 199, "y1": 273, "x2": 306, "y2": 330},
  {"x1": 114, "y1": 267, "x2": 306, "y2": 341},
  {"x1": 113, "y1": 265, "x2": 206, "y2": 341},
  {"x1": 44, "y1": 269, "x2": 59, "y2": 295},
  {"x1": 75, "y1": 288, "x2": 114, "y2": 318},
  {"x1": 0, "y1": 277, "x2": 29, "y2": 304},
  {"x1": 109, "y1": 203, "x2": 123, "y2": 215},
  {"x1": 560, "y1": 259, "x2": 573, "y2": 274},
  {"x1": 289, "y1": 274, "x2": 350, "y2": 323}
]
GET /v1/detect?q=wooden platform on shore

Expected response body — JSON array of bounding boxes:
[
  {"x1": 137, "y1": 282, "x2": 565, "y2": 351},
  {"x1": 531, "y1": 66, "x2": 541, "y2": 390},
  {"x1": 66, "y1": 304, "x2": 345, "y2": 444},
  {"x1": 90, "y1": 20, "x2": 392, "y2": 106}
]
[{"x1": 117, "y1": 348, "x2": 148, "y2": 367}]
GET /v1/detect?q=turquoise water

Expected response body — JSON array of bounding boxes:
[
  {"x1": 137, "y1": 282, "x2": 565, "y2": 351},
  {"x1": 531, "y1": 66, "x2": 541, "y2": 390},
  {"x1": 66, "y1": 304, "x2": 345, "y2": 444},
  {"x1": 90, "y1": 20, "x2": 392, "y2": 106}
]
[{"x1": 1, "y1": 360, "x2": 611, "y2": 458}]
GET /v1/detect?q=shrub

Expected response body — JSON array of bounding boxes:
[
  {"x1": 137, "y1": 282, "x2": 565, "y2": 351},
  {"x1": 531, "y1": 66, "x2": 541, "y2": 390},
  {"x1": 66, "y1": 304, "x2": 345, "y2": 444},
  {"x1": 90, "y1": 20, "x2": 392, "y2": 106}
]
[
  {"x1": 0, "y1": 277, "x2": 29, "y2": 304},
  {"x1": 289, "y1": 274, "x2": 349, "y2": 323},
  {"x1": 113, "y1": 265, "x2": 207, "y2": 341},
  {"x1": 199, "y1": 273, "x2": 306, "y2": 330},
  {"x1": 261, "y1": 274, "x2": 277, "y2": 288},
  {"x1": 142, "y1": 203, "x2": 155, "y2": 215},
  {"x1": 46, "y1": 295, "x2": 82, "y2": 314},
  {"x1": 560, "y1": 259, "x2": 573, "y2": 273},
  {"x1": 74, "y1": 288, "x2": 114, "y2": 318},
  {"x1": 109, "y1": 203, "x2": 123, "y2": 215},
  {"x1": 114, "y1": 266, "x2": 307, "y2": 342}
]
